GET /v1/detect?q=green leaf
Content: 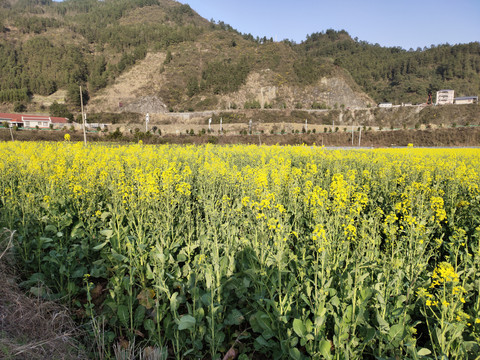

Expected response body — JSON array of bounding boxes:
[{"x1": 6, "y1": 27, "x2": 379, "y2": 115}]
[
  {"x1": 70, "y1": 222, "x2": 84, "y2": 239},
  {"x1": 111, "y1": 250, "x2": 127, "y2": 262},
  {"x1": 376, "y1": 312, "x2": 390, "y2": 333},
  {"x1": 71, "y1": 266, "x2": 87, "y2": 278},
  {"x1": 254, "y1": 335, "x2": 270, "y2": 348},
  {"x1": 289, "y1": 347, "x2": 301, "y2": 360},
  {"x1": 45, "y1": 224, "x2": 57, "y2": 233},
  {"x1": 134, "y1": 305, "x2": 145, "y2": 328},
  {"x1": 100, "y1": 211, "x2": 111, "y2": 221},
  {"x1": 389, "y1": 323, "x2": 405, "y2": 341},
  {"x1": 178, "y1": 314, "x2": 196, "y2": 331},
  {"x1": 205, "y1": 271, "x2": 212, "y2": 289},
  {"x1": 170, "y1": 292, "x2": 179, "y2": 312},
  {"x1": 144, "y1": 319, "x2": 155, "y2": 333},
  {"x1": 100, "y1": 229, "x2": 113, "y2": 239},
  {"x1": 92, "y1": 241, "x2": 109, "y2": 251},
  {"x1": 417, "y1": 348, "x2": 432, "y2": 356},
  {"x1": 319, "y1": 339, "x2": 332, "y2": 360},
  {"x1": 117, "y1": 305, "x2": 129, "y2": 328},
  {"x1": 293, "y1": 318, "x2": 307, "y2": 337}
]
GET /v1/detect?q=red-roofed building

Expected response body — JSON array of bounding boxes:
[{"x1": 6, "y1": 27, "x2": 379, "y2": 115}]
[{"x1": 0, "y1": 113, "x2": 68, "y2": 129}]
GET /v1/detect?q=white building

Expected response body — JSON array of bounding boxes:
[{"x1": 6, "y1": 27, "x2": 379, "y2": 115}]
[
  {"x1": 436, "y1": 90, "x2": 455, "y2": 105},
  {"x1": 0, "y1": 113, "x2": 68, "y2": 128},
  {"x1": 378, "y1": 103, "x2": 393, "y2": 108},
  {"x1": 454, "y1": 96, "x2": 478, "y2": 105}
]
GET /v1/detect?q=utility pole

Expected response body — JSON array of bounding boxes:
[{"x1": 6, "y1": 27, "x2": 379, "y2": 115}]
[
  {"x1": 80, "y1": 86, "x2": 87, "y2": 146},
  {"x1": 351, "y1": 125, "x2": 354, "y2": 146},
  {"x1": 358, "y1": 127, "x2": 362, "y2": 147},
  {"x1": 9, "y1": 125, "x2": 14, "y2": 142},
  {"x1": 145, "y1": 113, "x2": 149, "y2": 132}
]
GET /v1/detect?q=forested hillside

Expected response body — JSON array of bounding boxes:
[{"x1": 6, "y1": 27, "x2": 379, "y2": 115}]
[
  {"x1": 0, "y1": 0, "x2": 478, "y2": 112},
  {"x1": 0, "y1": 0, "x2": 205, "y2": 100},
  {"x1": 300, "y1": 30, "x2": 480, "y2": 103}
]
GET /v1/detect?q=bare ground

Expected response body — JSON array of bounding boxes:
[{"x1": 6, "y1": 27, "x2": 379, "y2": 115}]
[{"x1": 0, "y1": 230, "x2": 87, "y2": 360}]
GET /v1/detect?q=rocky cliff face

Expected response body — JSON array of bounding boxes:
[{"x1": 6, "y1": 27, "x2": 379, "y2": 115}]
[{"x1": 88, "y1": 53, "x2": 374, "y2": 114}]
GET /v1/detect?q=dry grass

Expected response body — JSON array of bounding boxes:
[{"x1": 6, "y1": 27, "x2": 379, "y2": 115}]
[
  {"x1": 88, "y1": 52, "x2": 168, "y2": 113},
  {"x1": 31, "y1": 89, "x2": 68, "y2": 107},
  {"x1": 0, "y1": 229, "x2": 87, "y2": 360}
]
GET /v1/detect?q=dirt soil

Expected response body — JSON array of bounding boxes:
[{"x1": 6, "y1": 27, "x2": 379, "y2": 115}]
[{"x1": 0, "y1": 230, "x2": 87, "y2": 360}]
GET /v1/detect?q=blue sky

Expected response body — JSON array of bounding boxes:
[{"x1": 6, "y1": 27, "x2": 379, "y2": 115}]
[{"x1": 178, "y1": 0, "x2": 480, "y2": 49}]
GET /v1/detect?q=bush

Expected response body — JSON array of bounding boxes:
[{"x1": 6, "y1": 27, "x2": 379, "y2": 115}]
[
  {"x1": 244, "y1": 100, "x2": 261, "y2": 109},
  {"x1": 13, "y1": 102, "x2": 27, "y2": 113},
  {"x1": 312, "y1": 102, "x2": 327, "y2": 110},
  {"x1": 49, "y1": 102, "x2": 74, "y2": 122},
  {"x1": 109, "y1": 128, "x2": 123, "y2": 140}
]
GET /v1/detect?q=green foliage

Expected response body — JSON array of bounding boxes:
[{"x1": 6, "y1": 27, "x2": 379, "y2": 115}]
[
  {"x1": 186, "y1": 77, "x2": 199, "y2": 97},
  {"x1": 0, "y1": 0, "x2": 202, "y2": 98},
  {"x1": 164, "y1": 50, "x2": 172, "y2": 64},
  {"x1": 88, "y1": 56, "x2": 108, "y2": 92},
  {"x1": 14, "y1": 15, "x2": 61, "y2": 34},
  {"x1": 67, "y1": 85, "x2": 89, "y2": 108},
  {"x1": 293, "y1": 57, "x2": 332, "y2": 85},
  {"x1": 13, "y1": 102, "x2": 27, "y2": 112},
  {"x1": 311, "y1": 101, "x2": 328, "y2": 109},
  {"x1": 302, "y1": 30, "x2": 480, "y2": 103},
  {"x1": 0, "y1": 88, "x2": 30, "y2": 103},
  {"x1": 49, "y1": 101, "x2": 73, "y2": 121},
  {"x1": 201, "y1": 57, "x2": 250, "y2": 94},
  {"x1": 244, "y1": 99, "x2": 261, "y2": 109}
]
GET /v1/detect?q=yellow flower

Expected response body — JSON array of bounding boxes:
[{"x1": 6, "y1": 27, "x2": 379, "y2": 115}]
[{"x1": 431, "y1": 262, "x2": 459, "y2": 287}]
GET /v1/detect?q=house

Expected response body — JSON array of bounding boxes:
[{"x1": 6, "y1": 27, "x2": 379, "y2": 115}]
[
  {"x1": 378, "y1": 103, "x2": 393, "y2": 108},
  {"x1": 436, "y1": 90, "x2": 455, "y2": 105},
  {"x1": 454, "y1": 96, "x2": 478, "y2": 105},
  {"x1": 0, "y1": 113, "x2": 68, "y2": 128}
]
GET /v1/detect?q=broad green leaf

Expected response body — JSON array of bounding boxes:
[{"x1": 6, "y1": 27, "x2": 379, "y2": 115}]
[
  {"x1": 144, "y1": 319, "x2": 155, "y2": 333},
  {"x1": 100, "y1": 229, "x2": 113, "y2": 239},
  {"x1": 92, "y1": 241, "x2": 109, "y2": 251},
  {"x1": 376, "y1": 312, "x2": 390, "y2": 333},
  {"x1": 319, "y1": 339, "x2": 332, "y2": 360},
  {"x1": 417, "y1": 348, "x2": 432, "y2": 356},
  {"x1": 170, "y1": 292, "x2": 179, "y2": 312},
  {"x1": 117, "y1": 304, "x2": 129, "y2": 328},
  {"x1": 389, "y1": 323, "x2": 405, "y2": 341},
  {"x1": 205, "y1": 271, "x2": 212, "y2": 289},
  {"x1": 45, "y1": 224, "x2": 57, "y2": 233},
  {"x1": 71, "y1": 266, "x2": 87, "y2": 278},
  {"x1": 293, "y1": 318, "x2": 307, "y2": 337},
  {"x1": 100, "y1": 212, "x2": 111, "y2": 221},
  {"x1": 134, "y1": 305, "x2": 145, "y2": 328},
  {"x1": 178, "y1": 314, "x2": 196, "y2": 331},
  {"x1": 289, "y1": 347, "x2": 301, "y2": 360}
]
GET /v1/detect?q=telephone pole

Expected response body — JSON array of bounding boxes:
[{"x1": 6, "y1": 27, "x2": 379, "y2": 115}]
[{"x1": 80, "y1": 86, "x2": 87, "y2": 146}]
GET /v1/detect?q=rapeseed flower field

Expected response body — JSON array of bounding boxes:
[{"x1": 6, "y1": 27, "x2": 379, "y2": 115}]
[{"x1": 0, "y1": 142, "x2": 479, "y2": 359}]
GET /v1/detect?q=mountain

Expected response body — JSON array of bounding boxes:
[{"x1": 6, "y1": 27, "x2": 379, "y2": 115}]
[
  {"x1": 0, "y1": 0, "x2": 478, "y2": 115},
  {"x1": 301, "y1": 30, "x2": 480, "y2": 104}
]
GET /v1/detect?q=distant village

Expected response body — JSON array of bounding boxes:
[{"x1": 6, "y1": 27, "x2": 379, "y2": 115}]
[{"x1": 1, "y1": 89, "x2": 478, "y2": 131}]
